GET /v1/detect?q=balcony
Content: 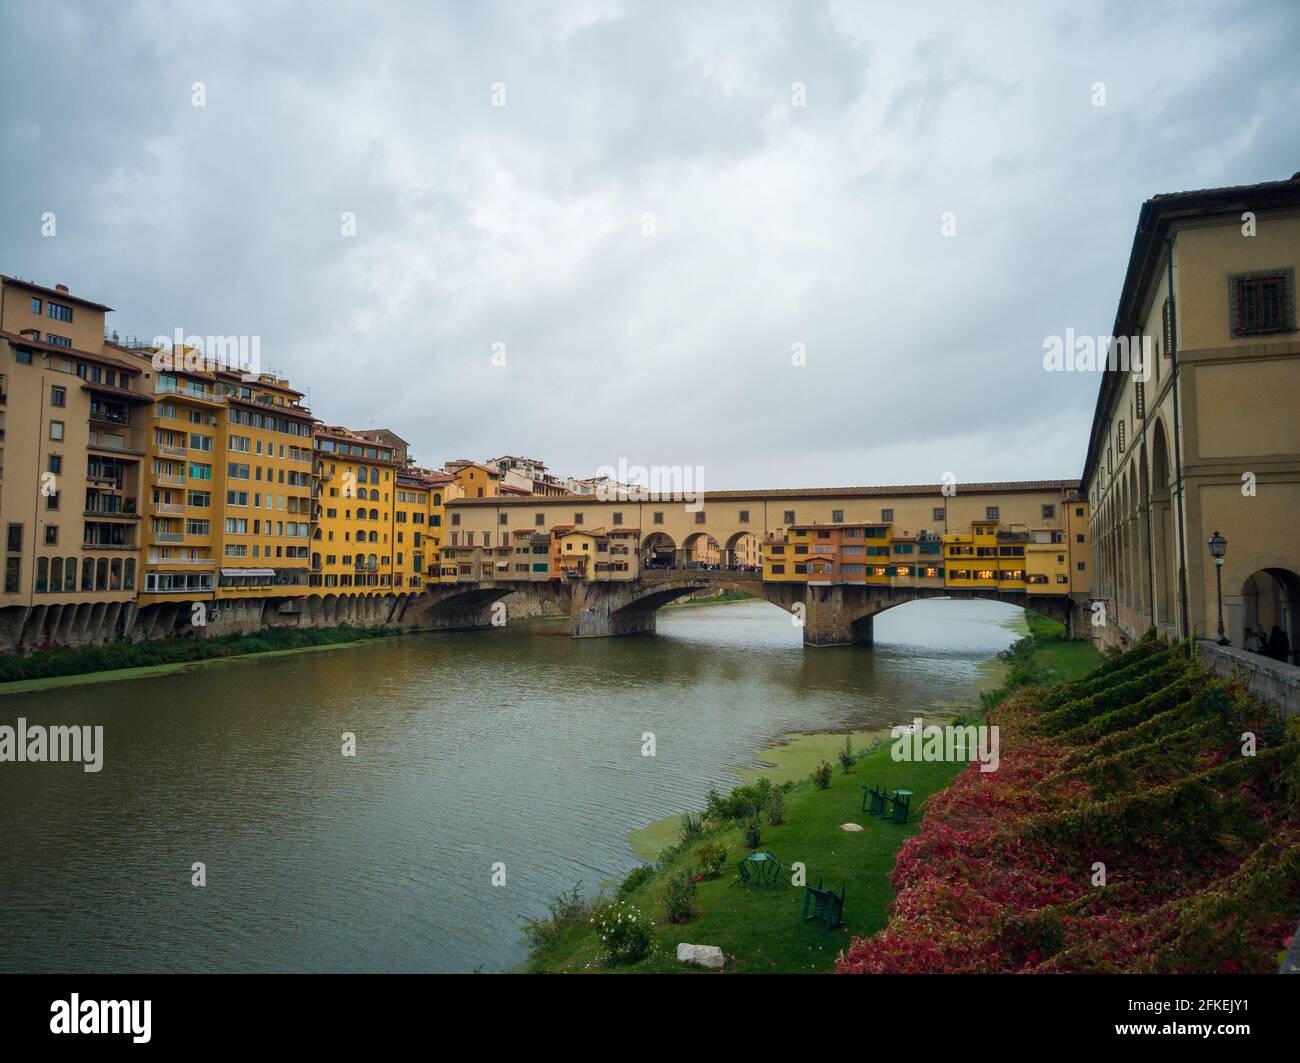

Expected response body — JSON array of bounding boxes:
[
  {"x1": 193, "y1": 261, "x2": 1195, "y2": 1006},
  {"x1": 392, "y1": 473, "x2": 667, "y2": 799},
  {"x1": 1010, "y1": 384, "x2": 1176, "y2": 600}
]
[
  {"x1": 154, "y1": 502, "x2": 185, "y2": 515},
  {"x1": 156, "y1": 443, "x2": 187, "y2": 458},
  {"x1": 154, "y1": 473, "x2": 185, "y2": 486},
  {"x1": 153, "y1": 532, "x2": 184, "y2": 543}
]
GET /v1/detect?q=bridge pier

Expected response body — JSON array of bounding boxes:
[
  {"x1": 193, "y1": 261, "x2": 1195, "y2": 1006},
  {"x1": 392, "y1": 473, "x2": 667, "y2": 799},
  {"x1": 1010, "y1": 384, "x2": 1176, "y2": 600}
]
[
  {"x1": 570, "y1": 583, "x2": 661, "y2": 638},
  {"x1": 802, "y1": 585, "x2": 877, "y2": 647}
]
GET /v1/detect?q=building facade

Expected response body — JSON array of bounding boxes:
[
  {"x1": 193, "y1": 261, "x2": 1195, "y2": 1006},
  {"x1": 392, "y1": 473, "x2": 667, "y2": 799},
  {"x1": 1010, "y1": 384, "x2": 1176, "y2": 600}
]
[{"x1": 1083, "y1": 174, "x2": 1300, "y2": 661}]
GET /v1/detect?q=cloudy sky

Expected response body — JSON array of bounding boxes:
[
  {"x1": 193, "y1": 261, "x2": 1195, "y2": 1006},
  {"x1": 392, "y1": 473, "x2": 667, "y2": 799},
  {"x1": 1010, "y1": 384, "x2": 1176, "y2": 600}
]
[{"x1": 2, "y1": 0, "x2": 1297, "y2": 489}]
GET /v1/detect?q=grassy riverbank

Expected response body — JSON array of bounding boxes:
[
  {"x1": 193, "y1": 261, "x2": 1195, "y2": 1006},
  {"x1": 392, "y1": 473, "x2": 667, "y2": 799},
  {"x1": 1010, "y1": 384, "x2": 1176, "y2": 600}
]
[
  {"x1": 0, "y1": 624, "x2": 395, "y2": 693},
  {"x1": 524, "y1": 613, "x2": 1098, "y2": 973}
]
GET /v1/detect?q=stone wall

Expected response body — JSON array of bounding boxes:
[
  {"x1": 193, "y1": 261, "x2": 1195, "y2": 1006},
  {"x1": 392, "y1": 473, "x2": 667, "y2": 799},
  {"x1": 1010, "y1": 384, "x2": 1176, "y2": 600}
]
[{"x1": 1196, "y1": 640, "x2": 1300, "y2": 717}]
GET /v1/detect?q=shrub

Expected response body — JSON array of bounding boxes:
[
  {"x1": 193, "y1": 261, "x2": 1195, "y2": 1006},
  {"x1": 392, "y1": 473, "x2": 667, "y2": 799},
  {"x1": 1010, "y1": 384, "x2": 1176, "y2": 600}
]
[
  {"x1": 742, "y1": 814, "x2": 763, "y2": 849},
  {"x1": 694, "y1": 841, "x2": 728, "y2": 880},
  {"x1": 812, "y1": 759, "x2": 833, "y2": 790},
  {"x1": 663, "y1": 867, "x2": 698, "y2": 924},
  {"x1": 618, "y1": 864, "x2": 655, "y2": 898},
  {"x1": 767, "y1": 784, "x2": 786, "y2": 825},
  {"x1": 523, "y1": 881, "x2": 596, "y2": 949},
  {"x1": 678, "y1": 811, "x2": 704, "y2": 845},
  {"x1": 838, "y1": 735, "x2": 856, "y2": 773},
  {"x1": 703, "y1": 781, "x2": 774, "y2": 824},
  {"x1": 592, "y1": 899, "x2": 654, "y2": 965}
]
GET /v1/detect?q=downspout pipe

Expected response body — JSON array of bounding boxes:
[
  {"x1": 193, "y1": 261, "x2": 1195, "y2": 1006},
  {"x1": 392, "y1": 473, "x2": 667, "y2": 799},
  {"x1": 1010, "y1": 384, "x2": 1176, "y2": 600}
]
[{"x1": 1164, "y1": 234, "x2": 1191, "y2": 640}]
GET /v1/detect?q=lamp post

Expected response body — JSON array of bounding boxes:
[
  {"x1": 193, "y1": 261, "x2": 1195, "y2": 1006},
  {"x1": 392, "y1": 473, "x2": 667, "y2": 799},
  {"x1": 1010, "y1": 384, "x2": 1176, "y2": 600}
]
[{"x1": 1208, "y1": 530, "x2": 1229, "y2": 645}]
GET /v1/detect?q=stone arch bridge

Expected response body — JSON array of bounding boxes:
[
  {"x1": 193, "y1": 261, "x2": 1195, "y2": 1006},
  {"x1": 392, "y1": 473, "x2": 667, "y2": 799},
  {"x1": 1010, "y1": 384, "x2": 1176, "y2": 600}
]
[{"x1": 412, "y1": 570, "x2": 1087, "y2": 647}]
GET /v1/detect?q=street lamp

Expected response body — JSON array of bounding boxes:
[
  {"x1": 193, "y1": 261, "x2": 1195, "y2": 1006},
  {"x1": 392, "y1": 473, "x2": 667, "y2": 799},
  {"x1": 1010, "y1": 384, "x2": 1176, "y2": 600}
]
[{"x1": 1208, "y1": 530, "x2": 1229, "y2": 645}]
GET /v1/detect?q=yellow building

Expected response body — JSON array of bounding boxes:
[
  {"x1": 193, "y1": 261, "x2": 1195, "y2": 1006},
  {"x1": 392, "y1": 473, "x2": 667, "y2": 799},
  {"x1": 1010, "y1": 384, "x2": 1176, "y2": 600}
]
[
  {"x1": 0, "y1": 277, "x2": 147, "y2": 639},
  {"x1": 311, "y1": 427, "x2": 399, "y2": 592},
  {"x1": 448, "y1": 461, "x2": 500, "y2": 499},
  {"x1": 1084, "y1": 173, "x2": 1299, "y2": 654}
]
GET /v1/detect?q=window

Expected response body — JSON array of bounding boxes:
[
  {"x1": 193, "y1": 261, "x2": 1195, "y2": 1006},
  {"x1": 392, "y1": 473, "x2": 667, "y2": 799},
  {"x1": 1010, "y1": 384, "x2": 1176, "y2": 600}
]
[
  {"x1": 738, "y1": 509, "x2": 749, "y2": 524},
  {"x1": 45, "y1": 525, "x2": 59, "y2": 545},
  {"x1": 612, "y1": 512, "x2": 623, "y2": 526},
  {"x1": 49, "y1": 420, "x2": 65, "y2": 441},
  {"x1": 47, "y1": 301, "x2": 74, "y2": 323},
  {"x1": 45, "y1": 333, "x2": 72, "y2": 348},
  {"x1": 985, "y1": 506, "x2": 999, "y2": 521},
  {"x1": 832, "y1": 510, "x2": 844, "y2": 523},
  {"x1": 933, "y1": 507, "x2": 945, "y2": 522},
  {"x1": 1041, "y1": 504, "x2": 1055, "y2": 520},
  {"x1": 1077, "y1": 561, "x2": 1086, "y2": 572},
  {"x1": 1075, "y1": 507, "x2": 1084, "y2": 518},
  {"x1": 573, "y1": 513, "x2": 583, "y2": 525},
  {"x1": 1117, "y1": 419, "x2": 1126, "y2": 453},
  {"x1": 653, "y1": 511, "x2": 663, "y2": 525},
  {"x1": 1230, "y1": 269, "x2": 1295, "y2": 335},
  {"x1": 50, "y1": 385, "x2": 66, "y2": 407},
  {"x1": 1135, "y1": 380, "x2": 1145, "y2": 419},
  {"x1": 1162, "y1": 296, "x2": 1176, "y2": 356},
  {"x1": 48, "y1": 455, "x2": 62, "y2": 474},
  {"x1": 1076, "y1": 533, "x2": 1085, "y2": 543},
  {"x1": 46, "y1": 490, "x2": 60, "y2": 510},
  {"x1": 30, "y1": 297, "x2": 41, "y2": 314},
  {"x1": 7, "y1": 525, "x2": 22, "y2": 552},
  {"x1": 694, "y1": 511, "x2": 705, "y2": 524},
  {"x1": 881, "y1": 508, "x2": 893, "y2": 522}
]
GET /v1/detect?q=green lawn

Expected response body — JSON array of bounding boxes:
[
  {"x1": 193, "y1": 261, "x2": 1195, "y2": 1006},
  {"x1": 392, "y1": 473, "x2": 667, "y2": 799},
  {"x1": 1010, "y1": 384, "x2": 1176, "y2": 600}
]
[
  {"x1": 525, "y1": 615, "x2": 1100, "y2": 974},
  {"x1": 526, "y1": 735, "x2": 968, "y2": 973}
]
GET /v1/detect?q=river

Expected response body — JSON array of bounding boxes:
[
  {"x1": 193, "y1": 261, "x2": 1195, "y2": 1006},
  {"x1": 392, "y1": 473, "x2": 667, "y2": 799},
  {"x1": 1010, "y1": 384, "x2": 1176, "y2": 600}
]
[{"x1": 0, "y1": 596, "x2": 1025, "y2": 973}]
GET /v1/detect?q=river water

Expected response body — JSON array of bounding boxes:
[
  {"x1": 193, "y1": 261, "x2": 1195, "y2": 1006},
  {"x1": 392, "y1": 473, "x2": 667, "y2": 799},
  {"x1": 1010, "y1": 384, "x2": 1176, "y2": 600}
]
[{"x1": 0, "y1": 597, "x2": 1024, "y2": 973}]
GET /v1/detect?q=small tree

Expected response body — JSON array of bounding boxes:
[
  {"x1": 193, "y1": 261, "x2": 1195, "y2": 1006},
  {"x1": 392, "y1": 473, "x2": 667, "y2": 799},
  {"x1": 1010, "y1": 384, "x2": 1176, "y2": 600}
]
[
  {"x1": 743, "y1": 814, "x2": 763, "y2": 849},
  {"x1": 664, "y1": 866, "x2": 698, "y2": 924},
  {"x1": 767, "y1": 783, "x2": 786, "y2": 825},
  {"x1": 838, "y1": 735, "x2": 857, "y2": 773},
  {"x1": 812, "y1": 759, "x2": 833, "y2": 790}
]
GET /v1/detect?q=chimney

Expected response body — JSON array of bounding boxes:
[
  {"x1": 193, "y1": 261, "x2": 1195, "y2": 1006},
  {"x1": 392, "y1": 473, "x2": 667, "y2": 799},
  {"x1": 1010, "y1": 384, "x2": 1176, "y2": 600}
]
[{"x1": 55, "y1": 283, "x2": 70, "y2": 293}]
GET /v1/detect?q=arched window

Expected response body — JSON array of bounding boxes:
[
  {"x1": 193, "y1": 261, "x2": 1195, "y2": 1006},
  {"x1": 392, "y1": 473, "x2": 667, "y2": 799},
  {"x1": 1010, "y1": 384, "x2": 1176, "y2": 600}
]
[
  {"x1": 123, "y1": 559, "x2": 135, "y2": 591},
  {"x1": 110, "y1": 558, "x2": 123, "y2": 591},
  {"x1": 64, "y1": 557, "x2": 78, "y2": 592},
  {"x1": 433, "y1": 493, "x2": 441, "y2": 506},
  {"x1": 369, "y1": 508, "x2": 378, "y2": 520},
  {"x1": 95, "y1": 558, "x2": 109, "y2": 590},
  {"x1": 35, "y1": 557, "x2": 49, "y2": 593}
]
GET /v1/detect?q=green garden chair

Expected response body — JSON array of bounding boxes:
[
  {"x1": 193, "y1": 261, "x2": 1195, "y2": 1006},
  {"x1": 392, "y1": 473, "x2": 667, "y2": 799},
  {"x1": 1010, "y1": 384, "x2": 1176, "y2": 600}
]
[
  {"x1": 887, "y1": 789, "x2": 912, "y2": 824},
  {"x1": 801, "y1": 877, "x2": 845, "y2": 930},
  {"x1": 861, "y1": 783, "x2": 887, "y2": 816},
  {"x1": 729, "y1": 858, "x2": 754, "y2": 888}
]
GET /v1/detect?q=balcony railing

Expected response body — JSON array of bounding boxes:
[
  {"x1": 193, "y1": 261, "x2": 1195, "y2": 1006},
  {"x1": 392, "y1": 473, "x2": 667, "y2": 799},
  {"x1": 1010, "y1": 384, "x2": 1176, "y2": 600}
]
[
  {"x1": 153, "y1": 532, "x2": 184, "y2": 543},
  {"x1": 154, "y1": 502, "x2": 184, "y2": 515},
  {"x1": 156, "y1": 443, "x2": 187, "y2": 458}
]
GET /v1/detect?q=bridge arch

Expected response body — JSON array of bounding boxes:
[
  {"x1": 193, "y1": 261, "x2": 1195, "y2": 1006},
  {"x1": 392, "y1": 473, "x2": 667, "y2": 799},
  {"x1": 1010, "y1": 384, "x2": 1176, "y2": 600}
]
[{"x1": 723, "y1": 530, "x2": 763, "y2": 570}]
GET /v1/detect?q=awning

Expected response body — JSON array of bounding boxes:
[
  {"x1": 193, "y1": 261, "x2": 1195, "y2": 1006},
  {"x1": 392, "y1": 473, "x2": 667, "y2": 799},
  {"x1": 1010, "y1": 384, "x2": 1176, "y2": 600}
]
[{"x1": 220, "y1": 567, "x2": 276, "y2": 577}]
